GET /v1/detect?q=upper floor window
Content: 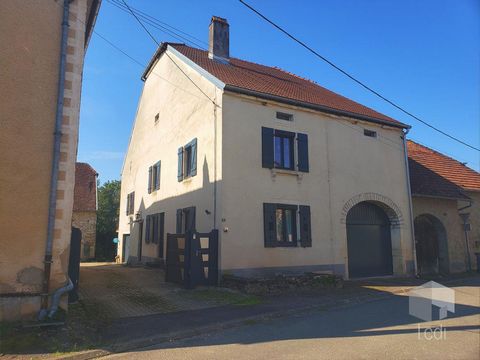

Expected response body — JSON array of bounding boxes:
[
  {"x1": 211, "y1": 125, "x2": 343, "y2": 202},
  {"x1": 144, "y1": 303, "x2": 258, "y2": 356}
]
[
  {"x1": 276, "y1": 111, "x2": 293, "y2": 122},
  {"x1": 274, "y1": 130, "x2": 295, "y2": 170},
  {"x1": 154, "y1": 113, "x2": 159, "y2": 124},
  {"x1": 262, "y1": 127, "x2": 309, "y2": 172},
  {"x1": 148, "y1": 161, "x2": 161, "y2": 193},
  {"x1": 364, "y1": 129, "x2": 377, "y2": 138},
  {"x1": 126, "y1": 192, "x2": 135, "y2": 215},
  {"x1": 178, "y1": 138, "x2": 197, "y2": 182}
]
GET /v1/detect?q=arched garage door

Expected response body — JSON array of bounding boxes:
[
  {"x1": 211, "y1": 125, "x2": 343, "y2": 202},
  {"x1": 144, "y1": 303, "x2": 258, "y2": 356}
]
[{"x1": 347, "y1": 202, "x2": 393, "y2": 278}]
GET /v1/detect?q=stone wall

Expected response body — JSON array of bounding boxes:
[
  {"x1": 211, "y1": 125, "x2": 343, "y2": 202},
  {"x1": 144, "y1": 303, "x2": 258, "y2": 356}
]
[{"x1": 72, "y1": 211, "x2": 97, "y2": 260}]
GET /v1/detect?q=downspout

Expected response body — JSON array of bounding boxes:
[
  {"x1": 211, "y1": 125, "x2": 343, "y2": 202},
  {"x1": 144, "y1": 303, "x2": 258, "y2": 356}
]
[
  {"x1": 402, "y1": 129, "x2": 418, "y2": 276},
  {"x1": 40, "y1": 0, "x2": 71, "y2": 317}
]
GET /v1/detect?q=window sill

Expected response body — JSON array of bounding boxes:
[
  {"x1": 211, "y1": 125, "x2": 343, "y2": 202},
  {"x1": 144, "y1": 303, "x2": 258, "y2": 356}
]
[{"x1": 270, "y1": 168, "x2": 303, "y2": 182}]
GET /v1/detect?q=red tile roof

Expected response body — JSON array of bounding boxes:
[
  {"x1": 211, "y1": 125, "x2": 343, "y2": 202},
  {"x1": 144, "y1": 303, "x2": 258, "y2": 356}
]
[
  {"x1": 74, "y1": 162, "x2": 98, "y2": 212},
  {"x1": 408, "y1": 141, "x2": 480, "y2": 198},
  {"x1": 144, "y1": 43, "x2": 408, "y2": 128}
]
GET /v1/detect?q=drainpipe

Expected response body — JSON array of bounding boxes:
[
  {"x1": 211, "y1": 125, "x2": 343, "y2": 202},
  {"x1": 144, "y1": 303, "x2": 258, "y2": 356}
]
[
  {"x1": 38, "y1": 278, "x2": 74, "y2": 320},
  {"x1": 402, "y1": 129, "x2": 418, "y2": 276},
  {"x1": 40, "y1": 0, "x2": 71, "y2": 316}
]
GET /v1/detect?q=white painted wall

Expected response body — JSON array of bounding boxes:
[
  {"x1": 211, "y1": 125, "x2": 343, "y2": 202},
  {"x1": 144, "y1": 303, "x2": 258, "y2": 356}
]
[{"x1": 117, "y1": 47, "x2": 223, "y2": 263}]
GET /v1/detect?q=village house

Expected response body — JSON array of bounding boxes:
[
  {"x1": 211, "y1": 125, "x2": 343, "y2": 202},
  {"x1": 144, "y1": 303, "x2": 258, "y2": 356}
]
[
  {"x1": 408, "y1": 140, "x2": 480, "y2": 274},
  {"x1": 0, "y1": 0, "x2": 101, "y2": 321},
  {"x1": 118, "y1": 16, "x2": 417, "y2": 280},
  {"x1": 72, "y1": 163, "x2": 98, "y2": 260}
]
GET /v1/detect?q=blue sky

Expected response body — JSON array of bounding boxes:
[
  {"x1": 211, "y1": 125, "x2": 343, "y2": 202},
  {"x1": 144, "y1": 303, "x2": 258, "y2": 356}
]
[{"x1": 78, "y1": 0, "x2": 480, "y2": 183}]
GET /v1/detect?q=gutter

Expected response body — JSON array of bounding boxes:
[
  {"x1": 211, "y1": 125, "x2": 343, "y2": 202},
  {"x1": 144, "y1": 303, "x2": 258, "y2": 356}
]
[
  {"x1": 402, "y1": 129, "x2": 418, "y2": 276},
  {"x1": 41, "y1": 0, "x2": 71, "y2": 315},
  {"x1": 224, "y1": 85, "x2": 410, "y2": 130}
]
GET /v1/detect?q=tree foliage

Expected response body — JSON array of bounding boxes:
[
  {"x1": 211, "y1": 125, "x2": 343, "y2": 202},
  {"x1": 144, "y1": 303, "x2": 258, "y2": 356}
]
[{"x1": 95, "y1": 180, "x2": 120, "y2": 260}]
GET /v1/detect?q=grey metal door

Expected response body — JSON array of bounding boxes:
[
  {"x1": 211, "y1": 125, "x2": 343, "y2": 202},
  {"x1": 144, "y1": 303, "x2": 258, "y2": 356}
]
[{"x1": 347, "y1": 202, "x2": 393, "y2": 278}]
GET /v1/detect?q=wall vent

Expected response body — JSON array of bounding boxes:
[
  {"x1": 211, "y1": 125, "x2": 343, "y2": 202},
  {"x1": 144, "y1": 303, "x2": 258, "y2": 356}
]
[{"x1": 276, "y1": 112, "x2": 293, "y2": 121}]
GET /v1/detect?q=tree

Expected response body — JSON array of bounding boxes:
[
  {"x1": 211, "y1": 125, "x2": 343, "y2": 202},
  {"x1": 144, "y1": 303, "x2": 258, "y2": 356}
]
[{"x1": 95, "y1": 180, "x2": 120, "y2": 261}]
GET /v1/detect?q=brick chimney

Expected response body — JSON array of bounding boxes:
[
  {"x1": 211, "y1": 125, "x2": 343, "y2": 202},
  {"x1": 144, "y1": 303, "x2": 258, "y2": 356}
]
[{"x1": 209, "y1": 16, "x2": 229, "y2": 62}]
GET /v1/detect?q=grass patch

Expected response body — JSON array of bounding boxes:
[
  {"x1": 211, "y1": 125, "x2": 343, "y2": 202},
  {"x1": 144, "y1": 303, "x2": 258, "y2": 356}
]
[
  {"x1": 0, "y1": 300, "x2": 112, "y2": 356},
  {"x1": 186, "y1": 288, "x2": 262, "y2": 306}
]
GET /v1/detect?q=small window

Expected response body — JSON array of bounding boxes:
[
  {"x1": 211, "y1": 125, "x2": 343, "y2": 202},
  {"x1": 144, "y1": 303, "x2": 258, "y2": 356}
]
[
  {"x1": 178, "y1": 138, "x2": 197, "y2": 181},
  {"x1": 276, "y1": 111, "x2": 293, "y2": 121},
  {"x1": 274, "y1": 131, "x2": 295, "y2": 170},
  {"x1": 148, "y1": 162, "x2": 161, "y2": 193},
  {"x1": 126, "y1": 192, "x2": 135, "y2": 215},
  {"x1": 154, "y1": 113, "x2": 159, "y2": 124},
  {"x1": 364, "y1": 129, "x2": 377, "y2": 138},
  {"x1": 275, "y1": 206, "x2": 296, "y2": 245}
]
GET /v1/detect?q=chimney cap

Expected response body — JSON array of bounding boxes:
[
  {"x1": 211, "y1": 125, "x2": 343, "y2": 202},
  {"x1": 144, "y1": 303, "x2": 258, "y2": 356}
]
[{"x1": 211, "y1": 16, "x2": 229, "y2": 25}]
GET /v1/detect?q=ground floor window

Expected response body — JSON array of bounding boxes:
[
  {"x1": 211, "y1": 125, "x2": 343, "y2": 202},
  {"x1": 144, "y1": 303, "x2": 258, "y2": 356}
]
[{"x1": 263, "y1": 203, "x2": 311, "y2": 248}]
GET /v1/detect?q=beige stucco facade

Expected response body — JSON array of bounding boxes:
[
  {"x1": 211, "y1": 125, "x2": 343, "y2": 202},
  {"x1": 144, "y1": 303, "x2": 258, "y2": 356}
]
[
  {"x1": 118, "y1": 45, "x2": 415, "y2": 280},
  {"x1": 0, "y1": 0, "x2": 98, "y2": 320},
  {"x1": 412, "y1": 196, "x2": 471, "y2": 273}
]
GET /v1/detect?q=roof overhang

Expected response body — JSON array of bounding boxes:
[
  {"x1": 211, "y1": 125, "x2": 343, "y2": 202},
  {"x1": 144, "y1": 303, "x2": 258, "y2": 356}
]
[
  {"x1": 85, "y1": 0, "x2": 102, "y2": 50},
  {"x1": 224, "y1": 85, "x2": 410, "y2": 130},
  {"x1": 411, "y1": 193, "x2": 471, "y2": 202}
]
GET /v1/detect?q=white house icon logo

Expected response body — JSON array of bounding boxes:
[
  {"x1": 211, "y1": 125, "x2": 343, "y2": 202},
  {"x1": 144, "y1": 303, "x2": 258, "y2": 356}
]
[{"x1": 408, "y1": 281, "x2": 455, "y2": 322}]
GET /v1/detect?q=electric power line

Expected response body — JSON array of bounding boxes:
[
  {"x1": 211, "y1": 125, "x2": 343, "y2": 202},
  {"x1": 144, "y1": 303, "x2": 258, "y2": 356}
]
[
  {"x1": 107, "y1": 0, "x2": 207, "y2": 50},
  {"x1": 238, "y1": 0, "x2": 480, "y2": 152},
  {"x1": 120, "y1": 0, "x2": 217, "y2": 105}
]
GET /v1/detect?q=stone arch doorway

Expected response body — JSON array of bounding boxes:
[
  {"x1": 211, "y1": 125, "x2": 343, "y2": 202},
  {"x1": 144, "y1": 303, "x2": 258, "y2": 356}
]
[
  {"x1": 414, "y1": 214, "x2": 449, "y2": 275},
  {"x1": 346, "y1": 201, "x2": 394, "y2": 278}
]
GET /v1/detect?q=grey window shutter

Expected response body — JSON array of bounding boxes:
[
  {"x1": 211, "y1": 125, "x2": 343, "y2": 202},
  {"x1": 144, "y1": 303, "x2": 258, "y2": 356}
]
[
  {"x1": 155, "y1": 161, "x2": 161, "y2": 190},
  {"x1": 159, "y1": 213, "x2": 165, "y2": 258},
  {"x1": 177, "y1": 147, "x2": 184, "y2": 182},
  {"x1": 152, "y1": 214, "x2": 158, "y2": 244},
  {"x1": 131, "y1": 192, "x2": 135, "y2": 215},
  {"x1": 145, "y1": 216, "x2": 151, "y2": 244},
  {"x1": 148, "y1": 166, "x2": 153, "y2": 193},
  {"x1": 263, "y1": 203, "x2": 276, "y2": 247},
  {"x1": 176, "y1": 209, "x2": 183, "y2": 233},
  {"x1": 261, "y1": 127, "x2": 274, "y2": 168},
  {"x1": 190, "y1": 138, "x2": 197, "y2": 176},
  {"x1": 299, "y1": 205, "x2": 312, "y2": 247},
  {"x1": 297, "y1": 133, "x2": 309, "y2": 172},
  {"x1": 126, "y1": 194, "x2": 129, "y2": 215}
]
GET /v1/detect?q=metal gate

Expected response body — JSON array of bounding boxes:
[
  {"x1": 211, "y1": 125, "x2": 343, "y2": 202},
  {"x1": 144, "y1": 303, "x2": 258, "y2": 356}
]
[
  {"x1": 346, "y1": 202, "x2": 393, "y2": 278},
  {"x1": 165, "y1": 229, "x2": 218, "y2": 289}
]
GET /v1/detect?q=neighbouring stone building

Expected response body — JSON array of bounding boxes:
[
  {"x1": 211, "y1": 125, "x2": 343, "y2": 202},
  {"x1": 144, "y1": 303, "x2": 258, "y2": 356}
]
[
  {"x1": 118, "y1": 17, "x2": 416, "y2": 280},
  {"x1": 408, "y1": 140, "x2": 480, "y2": 274},
  {"x1": 0, "y1": 0, "x2": 101, "y2": 321},
  {"x1": 72, "y1": 163, "x2": 98, "y2": 260}
]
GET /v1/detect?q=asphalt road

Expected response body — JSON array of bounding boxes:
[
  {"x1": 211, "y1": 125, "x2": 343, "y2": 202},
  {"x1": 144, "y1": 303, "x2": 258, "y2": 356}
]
[{"x1": 107, "y1": 277, "x2": 480, "y2": 360}]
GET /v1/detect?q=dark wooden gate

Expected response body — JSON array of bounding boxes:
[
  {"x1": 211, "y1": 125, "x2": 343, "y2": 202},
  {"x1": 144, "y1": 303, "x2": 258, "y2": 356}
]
[
  {"x1": 68, "y1": 227, "x2": 82, "y2": 303},
  {"x1": 347, "y1": 202, "x2": 393, "y2": 278},
  {"x1": 165, "y1": 229, "x2": 218, "y2": 289}
]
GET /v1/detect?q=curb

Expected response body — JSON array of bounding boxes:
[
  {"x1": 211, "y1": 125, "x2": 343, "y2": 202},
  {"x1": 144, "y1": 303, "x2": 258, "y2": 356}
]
[{"x1": 57, "y1": 275, "x2": 476, "y2": 360}]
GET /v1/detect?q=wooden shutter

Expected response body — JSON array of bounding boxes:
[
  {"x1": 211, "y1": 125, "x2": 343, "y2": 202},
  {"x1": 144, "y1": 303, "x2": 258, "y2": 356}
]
[
  {"x1": 186, "y1": 206, "x2": 196, "y2": 232},
  {"x1": 159, "y1": 213, "x2": 165, "y2": 258},
  {"x1": 152, "y1": 214, "x2": 158, "y2": 244},
  {"x1": 130, "y1": 192, "x2": 135, "y2": 215},
  {"x1": 297, "y1": 133, "x2": 309, "y2": 172},
  {"x1": 299, "y1": 205, "x2": 312, "y2": 247},
  {"x1": 148, "y1": 166, "x2": 152, "y2": 193},
  {"x1": 261, "y1": 127, "x2": 274, "y2": 169},
  {"x1": 145, "y1": 215, "x2": 151, "y2": 244},
  {"x1": 263, "y1": 203, "x2": 276, "y2": 247},
  {"x1": 126, "y1": 193, "x2": 130, "y2": 215},
  {"x1": 190, "y1": 138, "x2": 197, "y2": 176},
  {"x1": 177, "y1": 147, "x2": 184, "y2": 182},
  {"x1": 155, "y1": 162, "x2": 161, "y2": 190},
  {"x1": 176, "y1": 209, "x2": 183, "y2": 233}
]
